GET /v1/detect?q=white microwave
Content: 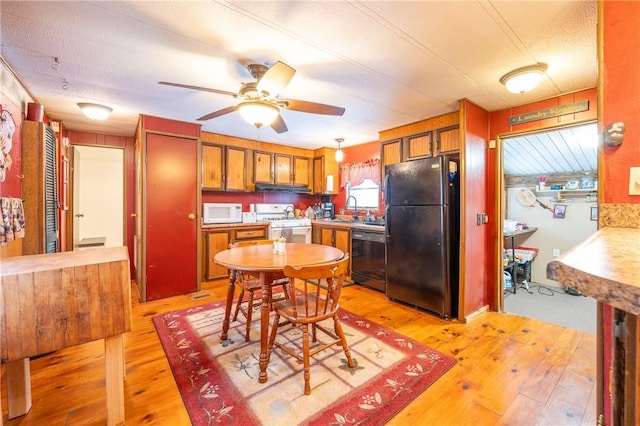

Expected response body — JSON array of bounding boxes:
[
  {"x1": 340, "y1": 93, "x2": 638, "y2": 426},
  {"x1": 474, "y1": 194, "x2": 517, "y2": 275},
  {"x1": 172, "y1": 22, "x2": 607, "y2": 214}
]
[{"x1": 203, "y1": 203, "x2": 243, "y2": 224}]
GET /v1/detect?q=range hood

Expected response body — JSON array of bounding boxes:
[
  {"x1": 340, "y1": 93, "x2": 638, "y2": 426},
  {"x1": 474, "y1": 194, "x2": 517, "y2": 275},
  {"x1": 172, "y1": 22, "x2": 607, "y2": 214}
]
[{"x1": 255, "y1": 183, "x2": 312, "y2": 194}]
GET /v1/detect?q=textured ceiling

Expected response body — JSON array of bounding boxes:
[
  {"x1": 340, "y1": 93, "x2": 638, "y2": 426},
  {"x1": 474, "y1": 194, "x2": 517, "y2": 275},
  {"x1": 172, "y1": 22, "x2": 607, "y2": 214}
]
[{"x1": 0, "y1": 1, "x2": 597, "y2": 150}]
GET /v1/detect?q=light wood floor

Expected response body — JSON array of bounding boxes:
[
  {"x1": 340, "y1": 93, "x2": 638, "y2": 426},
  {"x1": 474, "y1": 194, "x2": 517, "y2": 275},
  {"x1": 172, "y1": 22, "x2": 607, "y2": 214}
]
[{"x1": 1, "y1": 279, "x2": 597, "y2": 425}]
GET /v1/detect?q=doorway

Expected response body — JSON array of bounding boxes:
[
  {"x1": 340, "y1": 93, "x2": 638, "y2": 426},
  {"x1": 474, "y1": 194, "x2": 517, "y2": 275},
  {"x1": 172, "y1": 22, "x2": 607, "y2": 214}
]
[
  {"x1": 499, "y1": 122, "x2": 598, "y2": 333},
  {"x1": 71, "y1": 145, "x2": 124, "y2": 250}
]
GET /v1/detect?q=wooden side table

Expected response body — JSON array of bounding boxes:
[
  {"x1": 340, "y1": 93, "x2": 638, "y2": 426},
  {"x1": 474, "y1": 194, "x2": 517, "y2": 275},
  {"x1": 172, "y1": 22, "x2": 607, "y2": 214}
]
[{"x1": 0, "y1": 247, "x2": 132, "y2": 425}]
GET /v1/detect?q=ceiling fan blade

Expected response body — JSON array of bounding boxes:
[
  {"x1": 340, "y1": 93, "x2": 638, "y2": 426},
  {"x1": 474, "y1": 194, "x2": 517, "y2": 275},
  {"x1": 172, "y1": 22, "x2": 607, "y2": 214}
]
[
  {"x1": 270, "y1": 114, "x2": 288, "y2": 134},
  {"x1": 283, "y1": 99, "x2": 346, "y2": 116},
  {"x1": 159, "y1": 81, "x2": 237, "y2": 97},
  {"x1": 257, "y1": 61, "x2": 295, "y2": 97},
  {"x1": 197, "y1": 106, "x2": 238, "y2": 121}
]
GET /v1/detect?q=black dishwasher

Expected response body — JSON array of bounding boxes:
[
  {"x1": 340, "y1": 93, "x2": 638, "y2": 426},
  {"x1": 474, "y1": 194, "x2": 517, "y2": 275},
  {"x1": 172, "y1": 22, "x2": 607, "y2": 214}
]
[{"x1": 351, "y1": 228, "x2": 386, "y2": 292}]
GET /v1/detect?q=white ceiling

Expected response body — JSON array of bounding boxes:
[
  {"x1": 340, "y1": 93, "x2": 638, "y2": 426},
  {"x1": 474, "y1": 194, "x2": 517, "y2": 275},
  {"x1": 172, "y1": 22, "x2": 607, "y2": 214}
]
[{"x1": 0, "y1": 1, "x2": 597, "y2": 150}]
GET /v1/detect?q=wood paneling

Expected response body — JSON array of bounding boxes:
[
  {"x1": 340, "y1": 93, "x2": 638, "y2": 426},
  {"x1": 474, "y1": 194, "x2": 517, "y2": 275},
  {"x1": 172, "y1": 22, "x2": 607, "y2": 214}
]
[{"x1": 379, "y1": 111, "x2": 458, "y2": 141}]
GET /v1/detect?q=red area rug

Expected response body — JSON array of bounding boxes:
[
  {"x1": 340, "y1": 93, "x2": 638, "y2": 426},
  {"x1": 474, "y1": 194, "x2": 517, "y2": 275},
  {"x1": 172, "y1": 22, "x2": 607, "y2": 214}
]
[{"x1": 153, "y1": 298, "x2": 456, "y2": 425}]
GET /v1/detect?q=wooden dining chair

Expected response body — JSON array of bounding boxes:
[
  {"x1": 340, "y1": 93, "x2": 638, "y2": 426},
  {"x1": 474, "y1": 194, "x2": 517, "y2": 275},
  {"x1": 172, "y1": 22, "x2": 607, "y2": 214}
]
[
  {"x1": 229, "y1": 240, "x2": 289, "y2": 341},
  {"x1": 267, "y1": 256, "x2": 355, "y2": 395}
]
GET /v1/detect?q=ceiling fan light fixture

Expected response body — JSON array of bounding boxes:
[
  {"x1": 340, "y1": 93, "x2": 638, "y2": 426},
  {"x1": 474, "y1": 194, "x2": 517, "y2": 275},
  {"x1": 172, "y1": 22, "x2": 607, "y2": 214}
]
[
  {"x1": 500, "y1": 63, "x2": 548, "y2": 94},
  {"x1": 335, "y1": 138, "x2": 345, "y2": 162},
  {"x1": 238, "y1": 101, "x2": 279, "y2": 127},
  {"x1": 78, "y1": 102, "x2": 112, "y2": 120}
]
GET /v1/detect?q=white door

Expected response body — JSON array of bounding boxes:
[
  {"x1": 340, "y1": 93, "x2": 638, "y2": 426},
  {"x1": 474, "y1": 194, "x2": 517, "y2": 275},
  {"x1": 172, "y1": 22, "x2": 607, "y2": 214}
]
[{"x1": 72, "y1": 145, "x2": 124, "y2": 249}]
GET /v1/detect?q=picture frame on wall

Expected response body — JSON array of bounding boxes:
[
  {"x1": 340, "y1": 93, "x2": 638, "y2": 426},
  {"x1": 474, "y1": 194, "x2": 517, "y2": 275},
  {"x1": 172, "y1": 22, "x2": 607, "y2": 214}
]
[
  {"x1": 553, "y1": 204, "x2": 567, "y2": 219},
  {"x1": 591, "y1": 206, "x2": 598, "y2": 221}
]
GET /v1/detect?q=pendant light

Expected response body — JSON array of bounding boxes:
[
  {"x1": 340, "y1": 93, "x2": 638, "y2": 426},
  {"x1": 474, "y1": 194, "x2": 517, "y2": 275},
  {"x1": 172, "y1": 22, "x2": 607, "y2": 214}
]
[
  {"x1": 500, "y1": 63, "x2": 548, "y2": 94},
  {"x1": 335, "y1": 138, "x2": 344, "y2": 162}
]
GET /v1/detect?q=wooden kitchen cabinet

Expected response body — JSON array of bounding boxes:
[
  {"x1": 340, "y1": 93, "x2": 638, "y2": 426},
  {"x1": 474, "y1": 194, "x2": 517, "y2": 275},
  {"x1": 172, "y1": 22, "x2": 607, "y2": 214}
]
[
  {"x1": 313, "y1": 224, "x2": 351, "y2": 274},
  {"x1": 406, "y1": 131, "x2": 433, "y2": 160},
  {"x1": 225, "y1": 146, "x2": 248, "y2": 191},
  {"x1": 203, "y1": 224, "x2": 269, "y2": 279},
  {"x1": 436, "y1": 125, "x2": 460, "y2": 153},
  {"x1": 204, "y1": 230, "x2": 231, "y2": 280},
  {"x1": 202, "y1": 143, "x2": 224, "y2": 190},
  {"x1": 202, "y1": 143, "x2": 248, "y2": 191},
  {"x1": 274, "y1": 153, "x2": 292, "y2": 185},
  {"x1": 254, "y1": 151, "x2": 274, "y2": 184},
  {"x1": 312, "y1": 147, "x2": 338, "y2": 194},
  {"x1": 293, "y1": 156, "x2": 310, "y2": 186},
  {"x1": 379, "y1": 111, "x2": 459, "y2": 169}
]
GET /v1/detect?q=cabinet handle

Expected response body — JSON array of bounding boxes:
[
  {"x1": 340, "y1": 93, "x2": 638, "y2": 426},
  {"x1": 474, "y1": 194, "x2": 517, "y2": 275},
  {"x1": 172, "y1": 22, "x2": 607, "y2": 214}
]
[
  {"x1": 188, "y1": 213, "x2": 196, "y2": 220},
  {"x1": 75, "y1": 213, "x2": 84, "y2": 218}
]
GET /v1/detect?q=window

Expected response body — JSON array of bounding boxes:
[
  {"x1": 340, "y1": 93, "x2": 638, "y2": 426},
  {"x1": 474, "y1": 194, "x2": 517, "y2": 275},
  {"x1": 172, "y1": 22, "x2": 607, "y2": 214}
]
[{"x1": 346, "y1": 178, "x2": 379, "y2": 209}]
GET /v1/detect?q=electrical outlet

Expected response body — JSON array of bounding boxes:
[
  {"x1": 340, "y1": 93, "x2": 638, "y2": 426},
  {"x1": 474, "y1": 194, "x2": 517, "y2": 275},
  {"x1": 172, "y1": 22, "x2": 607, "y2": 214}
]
[{"x1": 553, "y1": 248, "x2": 560, "y2": 257}]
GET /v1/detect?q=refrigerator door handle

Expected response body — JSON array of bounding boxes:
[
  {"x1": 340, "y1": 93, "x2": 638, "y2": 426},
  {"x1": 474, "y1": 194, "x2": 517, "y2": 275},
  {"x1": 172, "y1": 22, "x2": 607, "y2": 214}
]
[
  {"x1": 384, "y1": 173, "x2": 390, "y2": 203},
  {"x1": 385, "y1": 205, "x2": 390, "y2": 236}
]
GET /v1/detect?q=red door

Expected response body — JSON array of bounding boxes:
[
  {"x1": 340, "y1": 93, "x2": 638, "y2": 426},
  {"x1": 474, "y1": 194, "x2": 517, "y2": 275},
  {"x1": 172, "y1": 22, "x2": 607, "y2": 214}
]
[{"x1": 145, "y1": 133, "x2": 197, "y2": 300}]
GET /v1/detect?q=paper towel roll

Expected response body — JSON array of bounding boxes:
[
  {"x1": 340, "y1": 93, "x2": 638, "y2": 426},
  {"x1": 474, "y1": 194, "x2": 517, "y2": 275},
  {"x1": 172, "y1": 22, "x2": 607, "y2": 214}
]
[{"x1": 326, "y1": 175, "x2": 334, "y2": 193}]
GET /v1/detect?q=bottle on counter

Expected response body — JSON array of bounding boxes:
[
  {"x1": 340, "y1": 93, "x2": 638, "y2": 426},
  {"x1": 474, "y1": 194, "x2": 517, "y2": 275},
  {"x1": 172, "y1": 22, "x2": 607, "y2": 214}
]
[{"x1": 538, "y1": 176, "x2": 546, "y2": 191}]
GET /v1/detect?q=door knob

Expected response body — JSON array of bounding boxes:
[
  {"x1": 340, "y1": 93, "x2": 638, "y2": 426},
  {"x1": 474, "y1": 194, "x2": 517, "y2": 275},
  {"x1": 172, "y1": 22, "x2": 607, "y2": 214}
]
[
  {"x1": 188, "y1": 213, "x2": 196, "y2": 220},
  {"x1": 75, "y1": 213, "x2": 84, "y2": 218}
]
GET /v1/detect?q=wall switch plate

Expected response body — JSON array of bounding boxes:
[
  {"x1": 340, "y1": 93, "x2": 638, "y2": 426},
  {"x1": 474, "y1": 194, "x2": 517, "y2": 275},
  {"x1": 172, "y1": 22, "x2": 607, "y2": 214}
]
[
  {"x1": 629, "y1": 167, "x2": 640, "y2": 195},
  {"x1": 553, "y1": 248, "x2": 560, "y2": 257}
]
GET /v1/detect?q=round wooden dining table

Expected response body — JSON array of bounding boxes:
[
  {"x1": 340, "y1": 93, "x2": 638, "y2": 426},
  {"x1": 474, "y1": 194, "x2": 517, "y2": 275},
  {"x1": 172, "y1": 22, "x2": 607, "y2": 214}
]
[{"x1": 214, "y1": 242, "x2": 344, "y2": 383}]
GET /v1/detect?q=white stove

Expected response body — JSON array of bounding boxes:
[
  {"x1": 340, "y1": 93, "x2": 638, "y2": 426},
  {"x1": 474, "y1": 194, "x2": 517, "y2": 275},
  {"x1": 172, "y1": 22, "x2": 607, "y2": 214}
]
[{"x1": 255, "y1": 203, "x2": 312, "y2": 242}]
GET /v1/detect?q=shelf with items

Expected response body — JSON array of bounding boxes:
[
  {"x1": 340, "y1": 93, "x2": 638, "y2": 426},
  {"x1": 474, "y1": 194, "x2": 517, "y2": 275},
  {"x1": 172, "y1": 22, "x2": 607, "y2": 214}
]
[{"x1": 535, "y1": 188, "x2": 597, "y2": 201}]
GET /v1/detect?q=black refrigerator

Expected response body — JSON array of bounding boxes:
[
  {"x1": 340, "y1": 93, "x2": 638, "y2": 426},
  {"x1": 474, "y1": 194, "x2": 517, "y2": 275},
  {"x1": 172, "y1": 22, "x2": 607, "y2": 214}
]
[{"x1": 384, "y1": 155, "x2": 459, "y2": 318}]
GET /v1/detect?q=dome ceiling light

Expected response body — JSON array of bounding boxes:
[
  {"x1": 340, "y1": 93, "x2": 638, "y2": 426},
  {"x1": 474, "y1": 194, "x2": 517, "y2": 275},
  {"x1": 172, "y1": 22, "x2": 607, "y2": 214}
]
[
  {"x1": 78, "y1": 103, "x2": 113, "y2": 120},
  {"x1": 500, "y1": 63, "x2": 548, "y2": 94}
]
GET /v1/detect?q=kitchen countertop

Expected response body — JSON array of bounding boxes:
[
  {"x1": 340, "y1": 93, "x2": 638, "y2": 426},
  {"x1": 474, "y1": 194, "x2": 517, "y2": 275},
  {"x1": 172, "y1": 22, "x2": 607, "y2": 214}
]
[
  {"x1": 311, "y1": 219, "x2": 386, "y2": 232},
  {"x1": 546, "y1": 226, "x2": 640, "y2": 315},
  {"x1": 202, "y1": 222, "x2": 269, "y2": 230}
]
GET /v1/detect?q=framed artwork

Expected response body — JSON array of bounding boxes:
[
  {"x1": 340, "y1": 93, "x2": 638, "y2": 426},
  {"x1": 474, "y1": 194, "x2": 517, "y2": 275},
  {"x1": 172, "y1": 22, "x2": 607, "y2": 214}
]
[
  {"x1": 553, "y1": 204, "x2": 567, "y2": 218},
  {"x1": 591, "y1": 206, "x2": 598, "y2": 221}
]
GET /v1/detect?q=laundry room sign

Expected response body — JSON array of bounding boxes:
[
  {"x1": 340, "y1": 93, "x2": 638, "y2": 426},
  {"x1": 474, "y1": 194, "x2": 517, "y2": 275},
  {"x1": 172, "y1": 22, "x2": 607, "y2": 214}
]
[{"x1": 508, "y1": 100, "x2": 589, "y2": 126}]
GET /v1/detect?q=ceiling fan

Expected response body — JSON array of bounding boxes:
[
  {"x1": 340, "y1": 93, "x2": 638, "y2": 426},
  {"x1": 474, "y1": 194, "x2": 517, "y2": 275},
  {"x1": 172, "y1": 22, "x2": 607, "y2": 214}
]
[{"x1": 159, "y1": 61, "x2": 345, "y2": 133}]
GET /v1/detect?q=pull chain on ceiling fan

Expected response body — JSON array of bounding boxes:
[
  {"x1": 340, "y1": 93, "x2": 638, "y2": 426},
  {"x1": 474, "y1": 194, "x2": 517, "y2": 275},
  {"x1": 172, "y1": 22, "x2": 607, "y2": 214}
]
[{"x1": 159, "y1": 60, "x2": 345, "y2": 134}]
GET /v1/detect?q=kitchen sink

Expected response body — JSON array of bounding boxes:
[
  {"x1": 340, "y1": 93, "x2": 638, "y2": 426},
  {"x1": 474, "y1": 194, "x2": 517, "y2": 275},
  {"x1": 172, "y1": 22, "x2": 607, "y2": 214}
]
[{"x1": 362, "y1": 222, "x2": 385, "y2": 227}]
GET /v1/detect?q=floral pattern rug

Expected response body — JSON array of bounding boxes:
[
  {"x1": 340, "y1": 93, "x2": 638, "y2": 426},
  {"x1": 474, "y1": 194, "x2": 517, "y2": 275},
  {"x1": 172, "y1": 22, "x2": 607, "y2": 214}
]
[{"x1": 153, "y1": 298, "x2": 456, "y2": 425}]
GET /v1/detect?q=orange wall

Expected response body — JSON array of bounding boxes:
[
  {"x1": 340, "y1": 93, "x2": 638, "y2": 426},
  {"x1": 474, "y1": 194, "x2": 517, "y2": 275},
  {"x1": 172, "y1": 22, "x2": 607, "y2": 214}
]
[
  {"x1": 334, "y1": 141, "x2": 382, "y2": 215},
  {"x1": 601, "y1": 1, "x2": 640, "y2": 203}
]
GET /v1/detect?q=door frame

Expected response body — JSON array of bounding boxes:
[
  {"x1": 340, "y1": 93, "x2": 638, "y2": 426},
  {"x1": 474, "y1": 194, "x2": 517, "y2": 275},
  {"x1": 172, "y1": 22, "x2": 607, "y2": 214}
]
[
  {"x1": 494, "y1": 120, "x2": 599, "y2": 312},
  {"x1": 67, "y1": 144, "x2": 126, "y2": 251}
]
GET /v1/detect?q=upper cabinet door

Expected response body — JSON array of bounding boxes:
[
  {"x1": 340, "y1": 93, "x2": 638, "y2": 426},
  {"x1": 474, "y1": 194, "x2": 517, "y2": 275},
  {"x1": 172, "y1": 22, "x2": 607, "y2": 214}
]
[
  {"x1": 437, "y1": 126, "x2": 460, "y2": 153},
  {"x1": 381, "y1": 139, "x2": 402, "y2": 168},
  {"x1": 254, "y1": 151, "x2": 274, "y2": 184},
  {"x1": 274, "y1": 153, "x2": 292, "y2": 185},
  {"x1": 202, "y1": 143, "x2": 224, "y2": 190},
  {"x1": 293, "y1": 156, "x2": 310, "y2": 186},
  {"x1": 405, "y1": 131, "x2": 432, "y2": 160},
  {"x1": 225, "y1": 147, "x2": 248, "y2": 191}
]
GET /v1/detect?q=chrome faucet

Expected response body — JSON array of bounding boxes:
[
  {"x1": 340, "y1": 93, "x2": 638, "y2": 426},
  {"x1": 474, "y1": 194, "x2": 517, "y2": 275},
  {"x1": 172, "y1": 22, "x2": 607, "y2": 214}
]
[{"x1": 346, "y1": 195, "x2": 358, "y2": 220}]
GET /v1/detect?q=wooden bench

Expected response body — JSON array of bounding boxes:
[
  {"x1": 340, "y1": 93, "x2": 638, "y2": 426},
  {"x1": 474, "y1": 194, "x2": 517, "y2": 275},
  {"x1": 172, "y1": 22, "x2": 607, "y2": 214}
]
[{"x1": 0, "y1": 246, "x2": 131, "y2": 425}]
